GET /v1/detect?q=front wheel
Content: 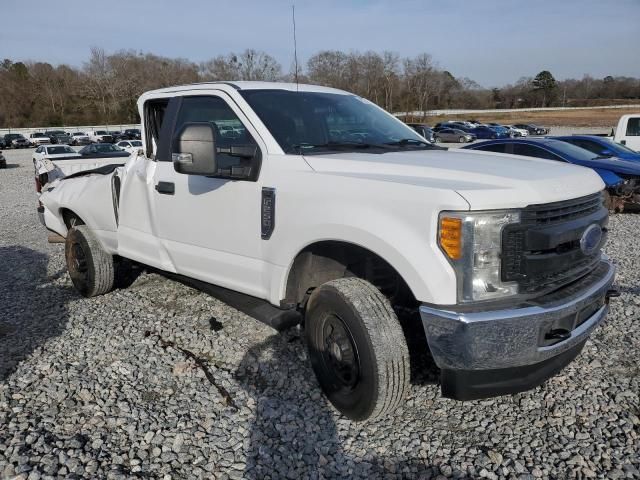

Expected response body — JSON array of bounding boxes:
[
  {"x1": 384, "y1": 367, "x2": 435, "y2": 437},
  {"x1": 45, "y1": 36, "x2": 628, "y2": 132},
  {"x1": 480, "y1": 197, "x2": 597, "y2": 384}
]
[
  {"x1": 458, "y1": 136, "x2": 466, "y2": 143},
  {"x1": 434, "y1": 137, "x2": 442, "y2": 143},
  {"x1": 305, "y1": 277, "x2": 410, "y2": 421},
  {"x1": 65, "y1": 225, "x2": 116, "y2": 297}
]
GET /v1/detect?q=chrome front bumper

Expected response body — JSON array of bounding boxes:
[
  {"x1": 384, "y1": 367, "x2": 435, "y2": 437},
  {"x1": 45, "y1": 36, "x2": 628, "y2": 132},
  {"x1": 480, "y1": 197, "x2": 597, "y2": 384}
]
[{"x1": 420, "y1": 259, "x2": 616, "y2": 372}]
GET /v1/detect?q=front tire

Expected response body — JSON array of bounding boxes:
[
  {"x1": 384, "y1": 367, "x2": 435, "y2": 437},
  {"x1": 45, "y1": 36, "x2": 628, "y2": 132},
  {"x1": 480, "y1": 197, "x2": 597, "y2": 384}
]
[
  {"x1": 65, "y1": 225, "x2": 115, "y2": 297},
  {"x1": 458, "y1": 136, "x2": 466, "y2": 143},
  {"x1": 305, "y1": 277, "x2": 410, "y2": 421}
]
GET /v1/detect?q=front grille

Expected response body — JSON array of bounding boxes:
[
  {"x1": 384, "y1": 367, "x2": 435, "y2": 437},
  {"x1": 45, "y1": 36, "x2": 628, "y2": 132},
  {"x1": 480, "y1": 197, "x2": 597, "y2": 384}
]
[
  {"x1": 502, "y1": 192, "x2": 607, "y2": 294},
  {"x1": 520, "y1": 192, "x2": 603, "y2": 225}
]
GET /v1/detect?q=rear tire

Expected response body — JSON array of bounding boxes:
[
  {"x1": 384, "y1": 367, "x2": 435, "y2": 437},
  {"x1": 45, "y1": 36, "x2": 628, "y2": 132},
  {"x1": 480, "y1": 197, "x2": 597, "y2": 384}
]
[
  {"x1": 65, "y1": 225, "x2": 115, "y2": 297},
  {"x1": 304, "y1": 277, "x2": 410, "y2": 421},
  {"x1": 458, "y1": 136, "x2": 465, "y2": 143}
]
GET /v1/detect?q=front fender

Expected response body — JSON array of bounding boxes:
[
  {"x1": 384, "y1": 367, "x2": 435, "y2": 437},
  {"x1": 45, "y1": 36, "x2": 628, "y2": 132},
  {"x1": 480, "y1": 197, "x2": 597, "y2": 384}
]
[
  {"x1": 261, "y1": 170, "x2": 468, "y2": 306},
  {"x1": 593, "y1": 168, "x2": 623, "y2": 188},
  {"x1": 40, "y1": 173, "x2": 120, "y2": 251}
]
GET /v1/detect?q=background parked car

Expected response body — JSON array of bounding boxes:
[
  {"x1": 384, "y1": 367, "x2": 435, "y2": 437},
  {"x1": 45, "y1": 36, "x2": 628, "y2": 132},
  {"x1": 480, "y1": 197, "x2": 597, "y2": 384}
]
[
  {"x1": 407, "y1": 123, "x2": 436, "y2": 142},
  {"x1": 107, "y1": 130, "x2": 127, "y2": 142},
  {"x1": 115, "y1": 140, "x2": 144, "y2": 154},
  {"x1": 488, "y1": 125, "x2": 511, "y2": 138},
  {"x1": 0, "y1": 149, "x2": 6, "y2": 169},
  {"x1": 512, "y1": 123, "x2": 549, "y2": 135},
  {"x1": 466, "y1": 125, "x2": 503, "y2": 139},
  {"x1": 503, "y1": 125, "x2": 529, "y2": 137},
  {"x1": 463, "y1": 137, "x2": 640, "y2": 211},
  {"x1": 78, "y1": 143, "x2": 130, "y2": 158},
  {"x1": 32, "y1": 144, "x2": 81, "y2": 163},
  {"x1": 70, "y1": 132, "x2": 91, "y2": 145},
  {"x1": 29, "y1": 132, "x2": 51, "y2": 146},
  {"x1": 122, "y1": 128, "x2": 141, "y2": 140},
  {"x1": 44, "y1": 130, "x2": 72, "y2": 145},
  {"x1": 554, "y1": 135, "x2": 640, "y2": 162},
  {"x1": 86, "y1": 130, "x2": 114, "y2": 143},
  {"x1": 3, "y1": 133, "x2": 29, "y2": 148},
  {"x1": 435, "y1": 128, "x2": 475, "y2": 143}
]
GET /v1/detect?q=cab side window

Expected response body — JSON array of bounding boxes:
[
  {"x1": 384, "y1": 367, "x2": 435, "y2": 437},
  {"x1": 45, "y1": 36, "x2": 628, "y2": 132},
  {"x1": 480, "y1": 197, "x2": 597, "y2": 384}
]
[
  {"x1": 475, "y1": 143, "x2": 508, "y2": 153},
  {"x1": 512, "y1": 144, "x2": 562, "y2": 161},
  {"x1": 570, "y1": 139, "x2": 600, "y2": 155},
  {"x1": 174, "y1": 96, "x2": 258, "y2": 175}
]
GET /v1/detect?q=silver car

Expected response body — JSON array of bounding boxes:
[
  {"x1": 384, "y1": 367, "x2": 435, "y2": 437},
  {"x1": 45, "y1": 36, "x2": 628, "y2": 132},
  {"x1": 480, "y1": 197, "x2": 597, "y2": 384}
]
[{"x1": 435, "y1": 128, "x2": 475, "y2": 143}]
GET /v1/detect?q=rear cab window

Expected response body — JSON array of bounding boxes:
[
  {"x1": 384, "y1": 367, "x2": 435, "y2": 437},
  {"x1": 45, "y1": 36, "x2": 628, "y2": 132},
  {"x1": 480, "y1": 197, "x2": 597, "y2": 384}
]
[{"x1": 626, "y1": 118, "x2": 640, "y2": 136}]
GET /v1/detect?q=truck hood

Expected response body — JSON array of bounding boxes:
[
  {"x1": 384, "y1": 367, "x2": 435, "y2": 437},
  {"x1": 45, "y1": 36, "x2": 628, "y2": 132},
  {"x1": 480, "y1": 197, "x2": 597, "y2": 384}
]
[{"x1": 304, "y1": 149, "x2": 605, "y2": 210}]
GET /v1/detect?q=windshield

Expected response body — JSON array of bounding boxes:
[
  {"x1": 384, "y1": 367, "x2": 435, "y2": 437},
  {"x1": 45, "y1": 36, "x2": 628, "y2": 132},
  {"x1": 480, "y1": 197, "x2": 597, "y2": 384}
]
[
  {"x1": 601, "y1": 138, "x2": 639, "y2": 155},
  {"x1": 96, "y1": 131, "x2": 107, "y2": 135},
  {"x1": 239, "y1": 89, "x2": 426, "y2": 154},
  {"x1": 548, "y1": 140, "x2": 603, "y2": 162},
  {"x1": 47, "y1": 146, "x2": 75, "y2": 154},
  {"x1": 130, "y1": 141, "x2": 142, "y2": 146},
  {"x1": 95, "y1": 144, "x2": 120, "y2": 152}
]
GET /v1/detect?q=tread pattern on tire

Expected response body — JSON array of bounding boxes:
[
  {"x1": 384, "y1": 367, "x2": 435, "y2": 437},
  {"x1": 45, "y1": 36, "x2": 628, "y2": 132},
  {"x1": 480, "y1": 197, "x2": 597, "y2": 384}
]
[
  {"x1": 316, "y1": 277, "x2": 410, "y2": 420},
  {"x1": 66, "y1": 225, "x2": 115, "y2": 297}
]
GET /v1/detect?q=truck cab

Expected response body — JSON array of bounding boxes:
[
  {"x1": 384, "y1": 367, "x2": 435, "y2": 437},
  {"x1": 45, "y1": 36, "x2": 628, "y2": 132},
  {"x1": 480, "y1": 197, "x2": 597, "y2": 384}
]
[
  {"x1": 614, "y1": 114, "x2": 640, "y2": 152},
  {"x1": 38, "y1": 82, "x2": 617, "y2": 421}
]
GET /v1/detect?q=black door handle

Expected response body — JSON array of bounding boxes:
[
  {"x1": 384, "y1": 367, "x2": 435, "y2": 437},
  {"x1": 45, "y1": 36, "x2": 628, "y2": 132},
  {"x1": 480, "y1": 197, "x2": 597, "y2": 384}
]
[{"x1": 155, "y1": 181, "x2": 175, "y2": 195}]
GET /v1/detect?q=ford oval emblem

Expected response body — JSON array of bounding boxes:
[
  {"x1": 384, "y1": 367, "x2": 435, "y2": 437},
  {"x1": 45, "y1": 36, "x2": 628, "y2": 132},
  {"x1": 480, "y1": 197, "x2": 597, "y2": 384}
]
[{"x1": 580, "y1": 224, "x2": 602, "y2": 255}]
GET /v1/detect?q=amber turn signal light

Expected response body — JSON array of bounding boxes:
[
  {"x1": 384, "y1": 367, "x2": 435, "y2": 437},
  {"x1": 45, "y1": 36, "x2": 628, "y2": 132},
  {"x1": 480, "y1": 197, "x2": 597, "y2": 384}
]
[{"x1": 439, "y1": 217, "x2": 462, "y2": 260}]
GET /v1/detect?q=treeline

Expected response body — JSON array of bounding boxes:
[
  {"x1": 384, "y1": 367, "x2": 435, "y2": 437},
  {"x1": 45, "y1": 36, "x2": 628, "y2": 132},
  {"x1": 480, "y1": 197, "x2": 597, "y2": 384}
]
[{"x1": 1, "y1": 47, "x2": 639, "y2": 128}]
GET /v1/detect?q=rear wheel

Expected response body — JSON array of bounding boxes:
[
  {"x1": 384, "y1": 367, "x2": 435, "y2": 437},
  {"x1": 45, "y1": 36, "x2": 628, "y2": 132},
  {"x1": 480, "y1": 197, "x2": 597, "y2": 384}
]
[
  {"x1": 65, "y1": 225, "x2": 115, "y2": 297},
  {"x1": 305, "y1": 277, "x2": 410, "y2": 421},
  {"x1": 458, "y1": 136, "x2": 466, "y2": 143}
]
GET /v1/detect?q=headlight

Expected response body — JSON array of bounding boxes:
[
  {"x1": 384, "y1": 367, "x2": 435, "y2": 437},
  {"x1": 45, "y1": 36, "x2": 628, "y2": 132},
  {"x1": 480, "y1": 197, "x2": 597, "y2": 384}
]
[{"x1": 438, "y1": 210, "x2": 520, "y2": 302}]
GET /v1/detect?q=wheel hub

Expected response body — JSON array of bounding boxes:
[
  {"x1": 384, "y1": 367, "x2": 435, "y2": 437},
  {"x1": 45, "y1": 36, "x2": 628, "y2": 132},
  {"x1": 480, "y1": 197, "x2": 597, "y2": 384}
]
[
  {"x1": 71, "y1": 243, "x2": 88, "y2": 275},
  {"x1": 322, "y1": 315, "x2": 359, "y2": 388}
]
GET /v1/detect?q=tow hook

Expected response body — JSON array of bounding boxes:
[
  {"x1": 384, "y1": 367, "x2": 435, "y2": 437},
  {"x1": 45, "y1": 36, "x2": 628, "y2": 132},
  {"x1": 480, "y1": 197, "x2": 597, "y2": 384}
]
[{"x1": 605, "y1": 288, "x2": 621, "y2": 304}]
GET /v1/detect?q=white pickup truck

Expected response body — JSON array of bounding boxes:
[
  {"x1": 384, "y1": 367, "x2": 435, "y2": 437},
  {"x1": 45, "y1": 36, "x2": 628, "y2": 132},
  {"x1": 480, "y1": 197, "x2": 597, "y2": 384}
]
[
  {"x1": 38, "y1": 82, "x2": 617, "y2": 420},
  {"x1": 614, "y1": 113, "x2": 640, "y2": 151}
]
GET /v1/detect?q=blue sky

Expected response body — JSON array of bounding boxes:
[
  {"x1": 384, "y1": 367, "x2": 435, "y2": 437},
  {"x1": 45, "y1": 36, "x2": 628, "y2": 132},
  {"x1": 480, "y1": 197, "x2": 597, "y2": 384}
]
[{"x1": 1, "y1": 0, "x2": 638, "y2": 87}]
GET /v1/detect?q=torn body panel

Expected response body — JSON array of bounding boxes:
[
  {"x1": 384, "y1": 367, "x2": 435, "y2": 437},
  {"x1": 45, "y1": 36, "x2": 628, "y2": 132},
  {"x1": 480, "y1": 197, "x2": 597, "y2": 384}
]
[{"x1": 39, "y1": 166, "x2": 123, "y2": 253}]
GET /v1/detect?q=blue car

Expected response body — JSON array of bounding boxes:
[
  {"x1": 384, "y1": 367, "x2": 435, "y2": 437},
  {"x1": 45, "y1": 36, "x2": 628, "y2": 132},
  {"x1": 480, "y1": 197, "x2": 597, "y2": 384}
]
[
  {"x1": 554, "y1": 135, "x2": 640, "y2": 162},
  {"x1": 468, "y1": 125, "x2": 509, "y2": 139},
  {"x1": 462, "y1": 138, "x2": 640, "y2": 211}
]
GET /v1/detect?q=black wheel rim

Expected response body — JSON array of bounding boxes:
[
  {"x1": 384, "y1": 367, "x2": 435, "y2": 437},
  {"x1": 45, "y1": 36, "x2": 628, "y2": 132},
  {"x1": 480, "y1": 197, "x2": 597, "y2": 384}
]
[
  {"x1": 70, "y1": 241, "x2": 89, "y2": 283},
  {"x1": 320, "y1": 314, "x2": 360, "y2": 389}
]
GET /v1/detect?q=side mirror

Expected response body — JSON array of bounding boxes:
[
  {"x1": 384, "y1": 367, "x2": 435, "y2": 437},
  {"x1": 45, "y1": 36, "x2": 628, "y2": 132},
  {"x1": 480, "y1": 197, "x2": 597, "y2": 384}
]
[{"x1": 172, "y1": 123, "x2": 218, "y2": 176}]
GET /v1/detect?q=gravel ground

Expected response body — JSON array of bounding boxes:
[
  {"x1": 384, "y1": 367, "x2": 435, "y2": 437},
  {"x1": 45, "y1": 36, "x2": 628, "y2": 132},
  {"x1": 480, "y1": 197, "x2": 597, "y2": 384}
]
[{"x1": 0, "y1": 147, "x2": 638, "y2": 480}]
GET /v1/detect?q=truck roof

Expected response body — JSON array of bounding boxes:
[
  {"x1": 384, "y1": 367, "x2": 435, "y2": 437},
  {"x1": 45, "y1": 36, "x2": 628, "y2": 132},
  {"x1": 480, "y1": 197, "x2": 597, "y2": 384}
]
[{"x1": 140, "y1": 81, "x2": 350, "y2": 101}]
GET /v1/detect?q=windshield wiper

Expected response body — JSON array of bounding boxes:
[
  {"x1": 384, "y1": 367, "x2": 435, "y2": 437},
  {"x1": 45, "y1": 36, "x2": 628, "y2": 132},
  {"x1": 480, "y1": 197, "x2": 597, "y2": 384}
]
[
  {"x1": 292, "y1": 141, "x2": 393, "y2": 153},
  {"x1": 385, "y1": 138, "x2": 445, "y2": 150}
]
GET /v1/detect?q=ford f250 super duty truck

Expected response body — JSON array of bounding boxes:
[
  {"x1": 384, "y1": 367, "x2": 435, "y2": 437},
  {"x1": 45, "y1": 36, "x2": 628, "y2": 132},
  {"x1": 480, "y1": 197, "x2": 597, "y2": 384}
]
[{"x1": 38, "y1": 82, "x2": 618, "y2": 421}]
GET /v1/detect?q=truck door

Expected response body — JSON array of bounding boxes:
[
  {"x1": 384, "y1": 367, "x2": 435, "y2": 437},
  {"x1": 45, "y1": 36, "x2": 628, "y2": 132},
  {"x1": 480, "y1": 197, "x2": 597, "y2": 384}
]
[{"x1": 151, "y1": 93, "x2": 269, "y2": 299}]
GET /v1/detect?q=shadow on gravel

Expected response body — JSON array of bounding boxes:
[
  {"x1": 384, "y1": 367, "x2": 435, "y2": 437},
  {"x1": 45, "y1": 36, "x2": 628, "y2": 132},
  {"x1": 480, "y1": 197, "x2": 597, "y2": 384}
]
[
  {"x1": 237, "y1": 332, "x2": 448, "y2": 479},
  {"x1": 617, "y1": 284, "x2": 640, "y2": 295},
  {"x1": 0, "y1": 246, "x2": 71, "y2": 381},
  {"x1": 1, "y1": 164, "x2": 21, "y2": 169}
]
